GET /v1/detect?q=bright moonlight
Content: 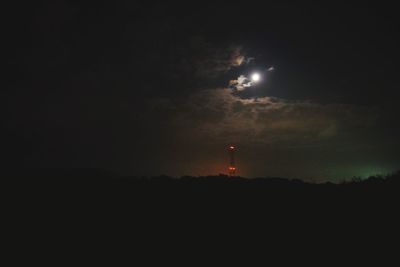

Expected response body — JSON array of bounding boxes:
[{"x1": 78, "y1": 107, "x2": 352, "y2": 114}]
[{"x1": 251, "y1": 73, "x2": 261, "y2": 82}]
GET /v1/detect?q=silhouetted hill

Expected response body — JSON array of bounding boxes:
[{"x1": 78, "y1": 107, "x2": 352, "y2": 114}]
[
  {"x1": 3, "y1": 168, "x2": 399, "y2": 260},
  {"x1": 4, "y1": 169, "x2": 400, "y2": 205}
]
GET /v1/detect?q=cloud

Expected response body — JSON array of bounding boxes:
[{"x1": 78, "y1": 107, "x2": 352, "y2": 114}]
[
  {"x1": 155, "y1": 88, "x2": 378, "y2": 148},
  {"x1": 229, "y1": 75, "x2": 255, "y2": 91},
  {"x1": 192, "y1": 45, "x2": 247, "y2": 79},
  {"x1": 155, "y1": 39, "x2": 249, "y2": 94},
  {"x1": 230, "y1": 46, "x2": 245, "y2": 67}
]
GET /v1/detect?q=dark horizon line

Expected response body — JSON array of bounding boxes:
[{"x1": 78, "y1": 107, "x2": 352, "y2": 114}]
[{"x1": 3, "y1": 167, "x2": 400, "y2": 185}]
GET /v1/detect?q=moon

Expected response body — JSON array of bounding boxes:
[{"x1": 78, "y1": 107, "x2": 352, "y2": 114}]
[{"x1": 251, "y1": 73, "x2": 261, "y2": 82}]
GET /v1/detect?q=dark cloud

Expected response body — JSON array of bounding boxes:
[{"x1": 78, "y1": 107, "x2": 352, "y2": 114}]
[{"x1": 153, "y1": 88, "x2": 378, "y2": 146}]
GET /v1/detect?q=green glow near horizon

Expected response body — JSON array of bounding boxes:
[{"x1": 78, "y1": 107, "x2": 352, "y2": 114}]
[
  {"x1": 327, "y1": 164, "x2": 398, "y2": 181},
  {"x1": 358, "y1": 167, "x2": 391, "y2": 178}
]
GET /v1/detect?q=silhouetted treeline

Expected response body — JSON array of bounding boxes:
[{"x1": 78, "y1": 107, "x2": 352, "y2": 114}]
[
  {"x1": 5, "y1": 167, "x2": 399, "y2": 186},
  {"x1": 4, "y1": 168, "x2": 399, "y2": 250},
  {"x1": 4, "y1": 168, "x2": 400, "y2": 204}
]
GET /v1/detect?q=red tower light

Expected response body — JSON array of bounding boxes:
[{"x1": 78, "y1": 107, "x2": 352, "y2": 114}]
[{"x1": 228, "y1": 145, "x2": 236, "y2": 176}]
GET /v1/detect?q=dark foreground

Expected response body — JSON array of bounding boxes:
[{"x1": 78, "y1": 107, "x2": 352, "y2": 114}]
[
  {"x1": 3, "y1": 170, "x2": 400, "y2": 262},
  {"x1": 5, "y1": 169, "x2": 400, "y2": 212}
]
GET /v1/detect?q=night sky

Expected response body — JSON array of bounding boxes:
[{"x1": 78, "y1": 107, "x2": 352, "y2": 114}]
[{"x1": 5, "y1": 1, "x2": 400, "y2": 181}]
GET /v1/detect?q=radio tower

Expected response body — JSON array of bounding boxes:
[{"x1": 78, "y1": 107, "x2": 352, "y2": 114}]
[{"x1": 228, "y1": 145, "x2": 236, "y2": 176}]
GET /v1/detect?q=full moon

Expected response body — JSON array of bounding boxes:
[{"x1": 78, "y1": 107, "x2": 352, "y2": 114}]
[{"x1": 251, "y1": 73, "x2": 261, "y2": 82}]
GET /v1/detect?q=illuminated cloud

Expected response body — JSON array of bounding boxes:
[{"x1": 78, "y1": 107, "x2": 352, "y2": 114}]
[
  {"x1": 229, "y1": 75, "x2": 255, "y2": 91},
  {"x1": 155, "y1": 88, "x2": 377, "y2": 149},
  {"x1": 230, "y1": 47, "x2": 245, "y2": 67}
]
